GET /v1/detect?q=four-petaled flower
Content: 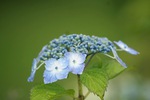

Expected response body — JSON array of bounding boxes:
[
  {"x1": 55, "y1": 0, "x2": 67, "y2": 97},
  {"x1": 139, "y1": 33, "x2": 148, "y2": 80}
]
[
  {"x1": 43, "y1": 58, "x2": 70, "y2": 84},
  {"x1": 114, "y1": 40, "x2": 139, "y2": 55},
  {"x1": 65, "y1": 52, "x2": 87, "y2": 74}
]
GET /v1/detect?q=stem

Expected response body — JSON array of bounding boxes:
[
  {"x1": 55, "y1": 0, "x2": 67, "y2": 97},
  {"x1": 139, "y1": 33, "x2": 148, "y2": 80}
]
[
  {"x1": 116, "y1": 49, "x2": 123, "y2": 51},
  {"x1": 84, "y1": 91, "x2": 90, "y2": 99},
  {"x1": 76, "y1": 53, "x2": 96, "y2": 100},
  {"x1": 85, "y1": 53, "x2": 96, "y2": 68},
  {"x1": 36, "y1": 62, "x2": 44, "y2": 70},
  {"x1": 104, "y1": 54, "x2": 115, "y2": 59},
  {"x1": 77, "y1": 75, "x2": 84, "y2": 100}
]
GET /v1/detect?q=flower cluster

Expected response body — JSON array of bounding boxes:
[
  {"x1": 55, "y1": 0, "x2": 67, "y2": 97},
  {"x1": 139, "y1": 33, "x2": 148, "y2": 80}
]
[
  {"x1": 43, "y1": 52, "x2": 86, "y2": 83},
  {"x1": 27, "y1": 34, "x2": 139, "y2": 84}
]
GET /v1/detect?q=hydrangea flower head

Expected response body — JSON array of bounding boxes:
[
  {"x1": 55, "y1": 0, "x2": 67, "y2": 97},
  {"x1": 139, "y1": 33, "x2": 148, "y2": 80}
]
[
  {"x1": 28, "y1": 34, "x2": 139, "y2": 84},
  {"x1": 27, "y1": 58, "x2": 38, "y2": 82},
  {"x1": 65, "y1": 52, "x2": 87, "y2": 74},
  {"x1": 114, "y1": 40, "x2": 139, "y2": 55},
  {"x1": 43, "y1": 57, "x2": 70, "y2": 84}
]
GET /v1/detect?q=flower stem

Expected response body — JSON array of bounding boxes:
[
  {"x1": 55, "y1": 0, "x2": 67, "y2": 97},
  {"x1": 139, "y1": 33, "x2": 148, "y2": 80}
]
[
  {"x1": 77, "y1": 53, "x2": 96, "y2": 100},
  {"x1": 85, "y1": 53, "x2": 96, "y2": 68},
  {"x1": 84, "y1": 91, "x2": 90, "y2": 99},
  {"x1": 77, "y1": 75, "x2": 84, "y2": 100}
]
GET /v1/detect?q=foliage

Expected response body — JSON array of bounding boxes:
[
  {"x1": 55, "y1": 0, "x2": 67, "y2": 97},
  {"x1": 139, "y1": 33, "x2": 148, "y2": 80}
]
[
  {"x1": 30, "y1": 57, "x2": 125, "y2": 100},
  {"x1": 28, "y1": 34, "x2": 139, "y2": 100},
  {"x1": 30, "y1": 83, "x2": 75, "y2": 100},
  {"x1": 80, "y1": 68, "x2": 108, "y2": 99}
]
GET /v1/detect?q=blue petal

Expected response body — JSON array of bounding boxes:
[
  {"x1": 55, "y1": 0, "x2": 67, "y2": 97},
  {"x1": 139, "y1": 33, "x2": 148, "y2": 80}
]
[
  {"x1": 78, "y1": 53, "x2": 87, "y2": 63},
  {"x1": 114, "y1": 40, "x2": 139, "y2": 55},
  {"x1": 115, "y1": 55, "x2": 127, "y2": 68},
  {"x1": 45, "y1": 58, "x2": 56, "y2": 70},
  {"x1": 57, "y1": 57, "x2": 69, "y2": 69},
  {"x1": 43, "y1": 57, "x2": 70, "y2": 84},
  {"x1": 65, "y1": 52, "x2": 86, "y2": 64},
  {"x1": 71, "y1": 63, "x2": 85, "y2": 74},
  {"x1": 64, "y1": 52, "x2": 71, "y2": 58},
  {"x1": 43, "y1": 70, "x2": 58, "y2": 84},
  {"x1": 27, "y1": 58, "x2": 37, "y2": 82},
  {"x1": 110, "y1": 47, "x2": 127, "y2": 68},
  {"x1": 56, "y1": 68, "x2": 70, "y2": 79},
  {"x1": 124, "y1": 47, "x2": 140, "y2": 55},
  {"x1": 64, "y1": 52, "x2": 86, "y2": 74}
]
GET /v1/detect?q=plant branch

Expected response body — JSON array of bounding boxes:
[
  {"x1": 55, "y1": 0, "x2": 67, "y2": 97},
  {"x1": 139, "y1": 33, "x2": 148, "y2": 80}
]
[
  {"x1": 77, "y1": 75, "x2": 84, "y2": 100},
  {"x1": 85, "y1": 53, "x2": 96, "y2": 68},
  {"x1": 84, "y1": 91, "x2": 90, "y2": 99},
  {"x1": 77, "y1": 53, "x2": 96, "y2": 100}
]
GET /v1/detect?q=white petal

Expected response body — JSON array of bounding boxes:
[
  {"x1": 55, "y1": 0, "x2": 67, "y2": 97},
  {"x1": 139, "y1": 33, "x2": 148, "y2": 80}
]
[
  {"x1": 64, "y1": 52, "x2": 86, "y2": 74},
  {"x1": 45, "y1": 58, "x2": 56, "y2": 71},
  {"x1": 43, "y1": 57, "x2": 70, "y2": 84},
  {"x1": 57, "y1": 57, "x2": 69, "y2": 69},
  {"x1": 71, "y1": 63, "x2": 85, "y2": 74},
  {"x1": 65, "y1": 52, "x2": 86, "y2": 64},
  {"x1": 56, "y1": 68, "x2": 70, "y2": 79},
  {"x1": 124, "y1": 47, "x2": 140, "y2": 55},
  {"x1": 114, "y1": 41, "x2": 127, "y2": 49},
  {"x1": 43, "y1": 70, "x2": 57, "y2": 84}
]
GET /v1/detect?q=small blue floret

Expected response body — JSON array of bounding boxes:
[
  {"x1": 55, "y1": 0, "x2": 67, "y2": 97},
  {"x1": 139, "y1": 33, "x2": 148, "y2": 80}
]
[
  {"x1": 27, "y1": 58, "x2": 37, "y2": 82},
  {"x1": 64, "y1": 52, "x2": 87, "y2": 74},
  {"x1": 43, "y1": 57, "x2": 70, "y2": 84},
  {"x1": 114, "y1": 40, "x2": 139, "y2": 55}
]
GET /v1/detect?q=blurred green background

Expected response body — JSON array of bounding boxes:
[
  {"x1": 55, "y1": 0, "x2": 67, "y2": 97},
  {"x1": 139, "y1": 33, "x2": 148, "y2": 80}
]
[{"x1": 0, "y1": 0, "x2": 150, "y2": 100}]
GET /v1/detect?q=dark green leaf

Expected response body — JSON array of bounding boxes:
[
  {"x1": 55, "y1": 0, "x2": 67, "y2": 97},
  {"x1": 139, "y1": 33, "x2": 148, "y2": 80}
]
[
  {"x1": 30, "y1": 83, "x2": 75, "y2": 100},
  {"x1": 80, "y1": 68, "x2": 108, "y2": 99}
]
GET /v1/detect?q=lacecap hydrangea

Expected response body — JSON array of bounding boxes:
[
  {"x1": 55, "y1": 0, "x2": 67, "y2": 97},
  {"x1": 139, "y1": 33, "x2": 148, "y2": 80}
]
[{"x1": 27, "y1": 34, "x2": 139, "y2": 84}]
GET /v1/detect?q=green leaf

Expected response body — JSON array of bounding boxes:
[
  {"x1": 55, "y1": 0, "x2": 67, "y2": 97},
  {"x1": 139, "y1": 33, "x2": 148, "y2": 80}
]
[
  {"x1": 85, "y1": 53, "x2": 103, "y2": 69},
  {"x1": 30, "y1": 83, "x2": 75, "y2": 100},
  {"x1": 81, "y1": 54, "x2": 125, "y2": 99},
  {"x1": 87, "y1": 53, "x2": 125, "y2": 79},
  {"x1": 102, "y1": 60, "x2": 125, "y2": 79},
  {"x1": 80, "y1": 68, "x2": 108, "y2": 99}
]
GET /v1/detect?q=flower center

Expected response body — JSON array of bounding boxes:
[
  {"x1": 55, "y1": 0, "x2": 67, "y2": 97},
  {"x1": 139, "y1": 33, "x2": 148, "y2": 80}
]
[
  {"x1": 55, "y1": 66, "x2": 58, "y2": 70},
  {"x1": 124, "y1": 46, "x2": 127, "y2": 49},
  {"x1": 72, "y1": 60, "x2": 76, "y2": 64}
]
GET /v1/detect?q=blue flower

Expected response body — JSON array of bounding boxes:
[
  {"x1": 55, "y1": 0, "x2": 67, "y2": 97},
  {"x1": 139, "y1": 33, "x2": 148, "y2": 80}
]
[
  {"x1": 43, "y1": 58, "x2": 70, "y2": 84},
  {"x1": 27, "y1": 58, "x2": 38, "y2": 82},
  {"x1": 114, "y1": 40, "x2": 139, "y2": 55},
  {"x1": 64, "y1": 52, "x2": 87, "y2": 74},
  {"x1": 110, "y1": 47, "x2": 127, "y2": 68}
]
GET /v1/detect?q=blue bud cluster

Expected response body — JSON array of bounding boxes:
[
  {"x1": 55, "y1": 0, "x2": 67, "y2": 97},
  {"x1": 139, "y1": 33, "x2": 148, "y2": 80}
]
[{"x1": 38, "y1": 34, "x2": 115, "y2": 61}]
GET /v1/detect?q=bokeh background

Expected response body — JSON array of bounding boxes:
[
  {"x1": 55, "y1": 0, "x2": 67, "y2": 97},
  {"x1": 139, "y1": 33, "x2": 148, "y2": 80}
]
[{"x1": 0, "y1": 0, "x2": 150, "y2": 100}]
